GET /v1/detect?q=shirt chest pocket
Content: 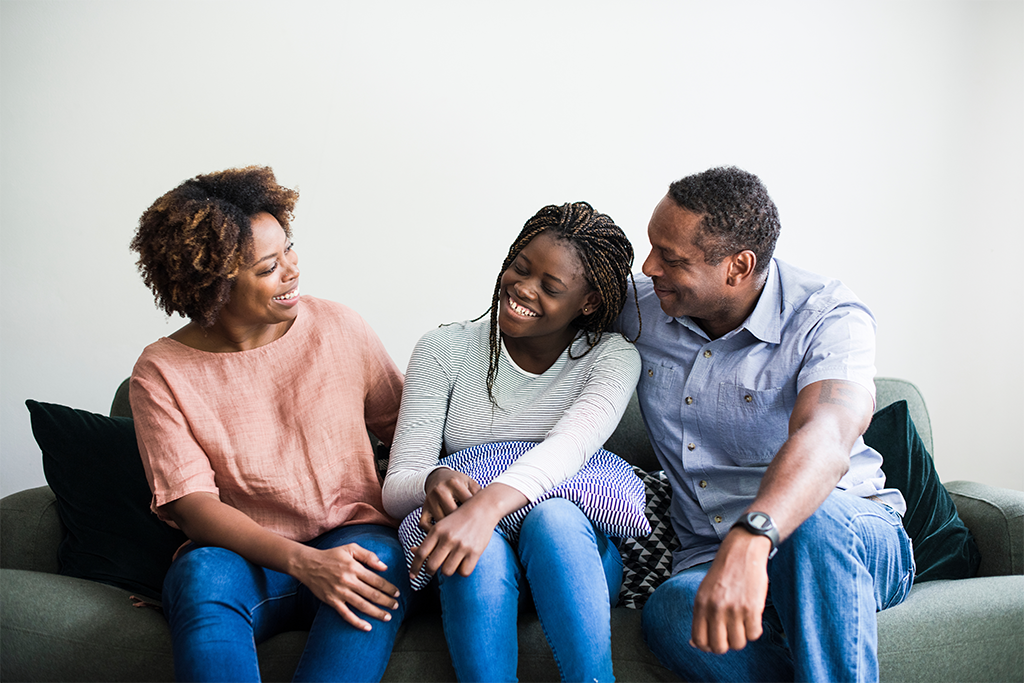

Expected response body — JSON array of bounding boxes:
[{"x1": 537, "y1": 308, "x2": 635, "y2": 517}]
[{"x1": 716, "y1": 384, "x2": 793, "y2": 465}]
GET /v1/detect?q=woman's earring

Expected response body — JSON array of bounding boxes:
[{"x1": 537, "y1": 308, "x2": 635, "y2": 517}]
[{"x1": 583, "y1": 307, "x2": 590, "y2": 315}]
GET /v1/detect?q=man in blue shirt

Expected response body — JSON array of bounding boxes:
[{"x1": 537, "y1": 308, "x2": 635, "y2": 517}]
[{"x1": 617, "y1": 167, "x2": 915, "y2": 682}]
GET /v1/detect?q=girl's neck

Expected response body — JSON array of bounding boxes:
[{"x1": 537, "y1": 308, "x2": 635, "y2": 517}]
[{"x1": 500, "y1": 327, "x2": 577, "y2": 375}]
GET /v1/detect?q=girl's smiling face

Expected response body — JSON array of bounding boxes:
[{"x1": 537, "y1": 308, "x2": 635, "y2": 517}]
[{"x1": 498, "y1": 231, "x2": 600, "y2": 356}]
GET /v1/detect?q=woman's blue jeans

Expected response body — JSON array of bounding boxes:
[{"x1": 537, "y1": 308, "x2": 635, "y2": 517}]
[
  {"x1": 641, "y1": 491, "x2": 915, "y2": 683},
  {"x1": 437, "y1": 497, "x2": 624, "y2": 682},
  {"x1": 161, "y1": 524, "x2": 410, "y2": 682}
]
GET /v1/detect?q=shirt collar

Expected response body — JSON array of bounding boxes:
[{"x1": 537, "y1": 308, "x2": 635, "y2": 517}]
[{"x1": 742, "y1": 259, "x2": 782, "y2": 344}]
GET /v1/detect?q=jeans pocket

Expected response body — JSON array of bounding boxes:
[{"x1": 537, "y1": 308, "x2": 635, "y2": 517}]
[{"x1": 881, "y1": 511, "x2": 916, "y2": 610}]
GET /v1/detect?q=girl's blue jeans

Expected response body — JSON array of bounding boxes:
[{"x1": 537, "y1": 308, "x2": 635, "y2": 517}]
[
  {"x1": 161, "y1": 523, "x2": 410, "y2": 682},
  {"x1": 641, "y1": 490, "x2": 915, "y2": 683},
  {"x1": 437, "y1": 497, "x2": 624, "y2": 682}
]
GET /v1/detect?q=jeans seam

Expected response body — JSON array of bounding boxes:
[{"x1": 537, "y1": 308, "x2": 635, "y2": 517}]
[{"x1": 248, "y1": 588, "x2": 300, "y2": 622}]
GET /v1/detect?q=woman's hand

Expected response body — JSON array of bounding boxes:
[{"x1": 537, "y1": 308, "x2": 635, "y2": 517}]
[
  {"x1": 289, "y1": 543, "x2": 401, "y2": 632},
  {"x1": 409, "y1": 483, "x2": 528, "y2": 581},
  {"x1": 420, "y1": 467, "x2": 481, "y2": 530},
  {"x1": 162, "y1": 492, "x2": 401, "y2": 632}
]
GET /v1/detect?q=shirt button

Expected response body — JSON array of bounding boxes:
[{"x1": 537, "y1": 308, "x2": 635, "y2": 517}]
[
  {"x1": 745, "y1": 394, "x2": 753, "y2": 403},
  {"x1": 685, "y1": 396, "x2": 694, "y2": 405},
  {"x1": 714, "y1": 515, "x2": 723, "y2": 523},
  {"x1": 703, "y1": 350, "x2": 713, "y2": 358},
  {"x1": 687, "y1": 442, "x2": 696, "y2": 451},
  {"x1": 699, "y1": 480, "x2": 708, "y2": 488},
  {"x1": 648, "y1": 369, "x2": 654, "y2": 377}
]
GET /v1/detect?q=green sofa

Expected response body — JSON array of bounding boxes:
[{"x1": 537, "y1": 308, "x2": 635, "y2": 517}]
[{"x1": 2, "y1": 378, "x2": 1022, "y2": 682}]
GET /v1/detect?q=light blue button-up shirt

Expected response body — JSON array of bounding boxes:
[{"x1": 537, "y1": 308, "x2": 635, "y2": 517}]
[{"x1": 618, "y1": 259, "x2": 906, "y2": 573}]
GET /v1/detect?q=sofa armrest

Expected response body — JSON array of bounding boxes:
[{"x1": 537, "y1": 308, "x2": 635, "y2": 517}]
[
  {"x1": 0, "y1": 486, "x2": 62, "y2": 574},
  {"x1": 945, "y1": 480, "x2": 1024, "y2": 577}
]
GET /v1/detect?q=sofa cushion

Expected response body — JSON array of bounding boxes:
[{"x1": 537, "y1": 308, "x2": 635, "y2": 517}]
[
  {"x1": 25, "y1": 400, "x2": 187, "y2": 600},
  {"x1": 618, "y1": 467, "x2": 678, "y2": 609},
  {"x1": 864, "y1": 400, "x2": 981, "y2": 582}
]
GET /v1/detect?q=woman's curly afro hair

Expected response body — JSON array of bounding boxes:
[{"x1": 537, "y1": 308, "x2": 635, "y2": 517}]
[{"x1": 130, "y1": 166, "x2": 299, "y2": 328}]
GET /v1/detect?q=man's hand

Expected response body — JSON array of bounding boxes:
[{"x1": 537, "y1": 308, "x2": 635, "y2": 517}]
[
  {"x1": 290, "y1": 543, "x2": 401, "y2": 632},
  {"x1": 690, "y1": 527, "x2": 773, "y2": 654},
  {"x1": 420, "y1": 468, "x2": 481, "y2": 530}
]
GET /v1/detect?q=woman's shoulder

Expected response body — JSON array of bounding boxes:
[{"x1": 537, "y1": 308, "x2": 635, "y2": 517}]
[
  {"x1": 301, "y1": 295, "x2": 360, "y2": 322},
  {"x1": 133, "y1": 336, "x2": 191, "y2": 369}
]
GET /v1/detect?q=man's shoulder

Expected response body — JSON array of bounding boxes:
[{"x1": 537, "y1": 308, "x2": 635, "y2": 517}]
[{"x1": 774, "y1": 260, "x2": 868, "y2": 317}]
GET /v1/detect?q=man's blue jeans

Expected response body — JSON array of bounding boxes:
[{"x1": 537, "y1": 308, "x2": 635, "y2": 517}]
[
  {"x1": 642, "y1": 491, "x2": 915, "y2": 683},
  {"x1": 162, "y1": 524, "x2": 410, "y2": 682},
  {"x1": 437, "y1": 497, "x2": 624, "y2": 682}
]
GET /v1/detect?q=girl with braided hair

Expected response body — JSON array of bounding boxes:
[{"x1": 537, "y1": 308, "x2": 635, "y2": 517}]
[{"x1": 383, "y1": 201, "x2": 643, "y2": 682}]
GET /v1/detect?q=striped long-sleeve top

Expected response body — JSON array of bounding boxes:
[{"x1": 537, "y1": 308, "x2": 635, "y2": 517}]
[{"x1": 381, "y1": 318, "x2": 641, "y2": 519}]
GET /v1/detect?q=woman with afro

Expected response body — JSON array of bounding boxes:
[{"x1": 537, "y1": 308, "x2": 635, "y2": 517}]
[{"x1": 129, "y1": 166, "x2": 408, "y2": 682}]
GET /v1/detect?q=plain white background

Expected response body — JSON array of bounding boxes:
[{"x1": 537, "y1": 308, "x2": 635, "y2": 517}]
[{"x1": 2, "y1": 1, "x2": 1021, "y2": 497}]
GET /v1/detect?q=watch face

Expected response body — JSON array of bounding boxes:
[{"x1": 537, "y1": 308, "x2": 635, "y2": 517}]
[{"x1": 748, "y1": 512, "x2": 772, "y2": 530}]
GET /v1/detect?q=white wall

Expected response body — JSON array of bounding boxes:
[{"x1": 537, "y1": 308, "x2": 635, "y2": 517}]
[{"x1": 2, "y1": 0, "x2": 1021, "y2": 497}]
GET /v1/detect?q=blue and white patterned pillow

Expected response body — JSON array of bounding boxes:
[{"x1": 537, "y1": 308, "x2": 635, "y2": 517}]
[{"x1": 398, "y1": 441, "x2": 651, "y2": 590}]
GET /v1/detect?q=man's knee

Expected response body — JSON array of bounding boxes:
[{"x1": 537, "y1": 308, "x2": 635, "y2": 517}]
[{"x1": 641, "y1": 573, "x2": 700, "y2": 653}]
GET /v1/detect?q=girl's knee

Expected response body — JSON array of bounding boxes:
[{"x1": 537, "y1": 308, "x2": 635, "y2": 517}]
[{"x1": 521, "y1": 497, "x2": 590, "y2": 537}]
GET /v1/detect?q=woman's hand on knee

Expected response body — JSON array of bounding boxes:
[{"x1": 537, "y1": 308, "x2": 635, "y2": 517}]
[{"x1": 291, "y1": 543, "x2": 402, "y2": 632}]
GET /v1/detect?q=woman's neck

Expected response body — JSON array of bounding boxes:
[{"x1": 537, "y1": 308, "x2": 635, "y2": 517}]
[{"x1": 169, "y1": 318, "x2": 295, "y2": 353}]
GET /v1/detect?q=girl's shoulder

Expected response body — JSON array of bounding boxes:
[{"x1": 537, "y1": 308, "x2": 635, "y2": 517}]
[
  {"x1": 572, "y1": 329, "x2": 640, "y2": 359},
  {"x1": 417, "y1": 317, "x2": 490, "y2": 351}
]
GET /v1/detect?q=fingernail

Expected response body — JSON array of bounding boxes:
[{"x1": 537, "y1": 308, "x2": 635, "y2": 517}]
[{"x1": 383, "y1": 613, "x2": 392, "y2": 622}]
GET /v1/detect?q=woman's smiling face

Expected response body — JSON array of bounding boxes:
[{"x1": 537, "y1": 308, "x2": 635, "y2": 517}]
[
  {"x1": 497, "y1": 231, "x2": 599, "y2": 352},
  {"x1": 217, "y1": 211, "x2": 301, "y2": 329}
]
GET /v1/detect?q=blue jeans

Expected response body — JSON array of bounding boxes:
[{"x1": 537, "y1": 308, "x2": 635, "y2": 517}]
[
  {"x1": 162, "y1": 524, "x2": 410, "y2": 682},
  {"x1": 437, "y1": 497, "x2": 624, "y2": 682},
  {"x1": 642, "y1": 491, "x2": 915, "y2": 683}
]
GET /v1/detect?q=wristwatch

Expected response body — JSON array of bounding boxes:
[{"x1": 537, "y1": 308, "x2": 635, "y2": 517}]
[{"x1": 732, "y1": 511, "x2": 780, "y2": 559}]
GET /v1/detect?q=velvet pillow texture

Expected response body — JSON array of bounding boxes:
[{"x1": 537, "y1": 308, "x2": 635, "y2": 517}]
[
  {"x1": 862, "y1": 400, "x2": 980, "y2": 582},
  {"x1": 25, "y1": 400, "x2": 187, "y2": 600}
]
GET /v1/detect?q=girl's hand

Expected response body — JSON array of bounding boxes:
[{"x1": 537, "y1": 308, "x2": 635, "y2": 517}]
[
  {"x1": 409, "y1": 503, "x2": 496, "y2": 580},
  {"x1": 421, "y1": 468, "x2": 481, "y2": 530},
  {"x1": 409, "y1": 483, "x2": 528, "y2": 581}
]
